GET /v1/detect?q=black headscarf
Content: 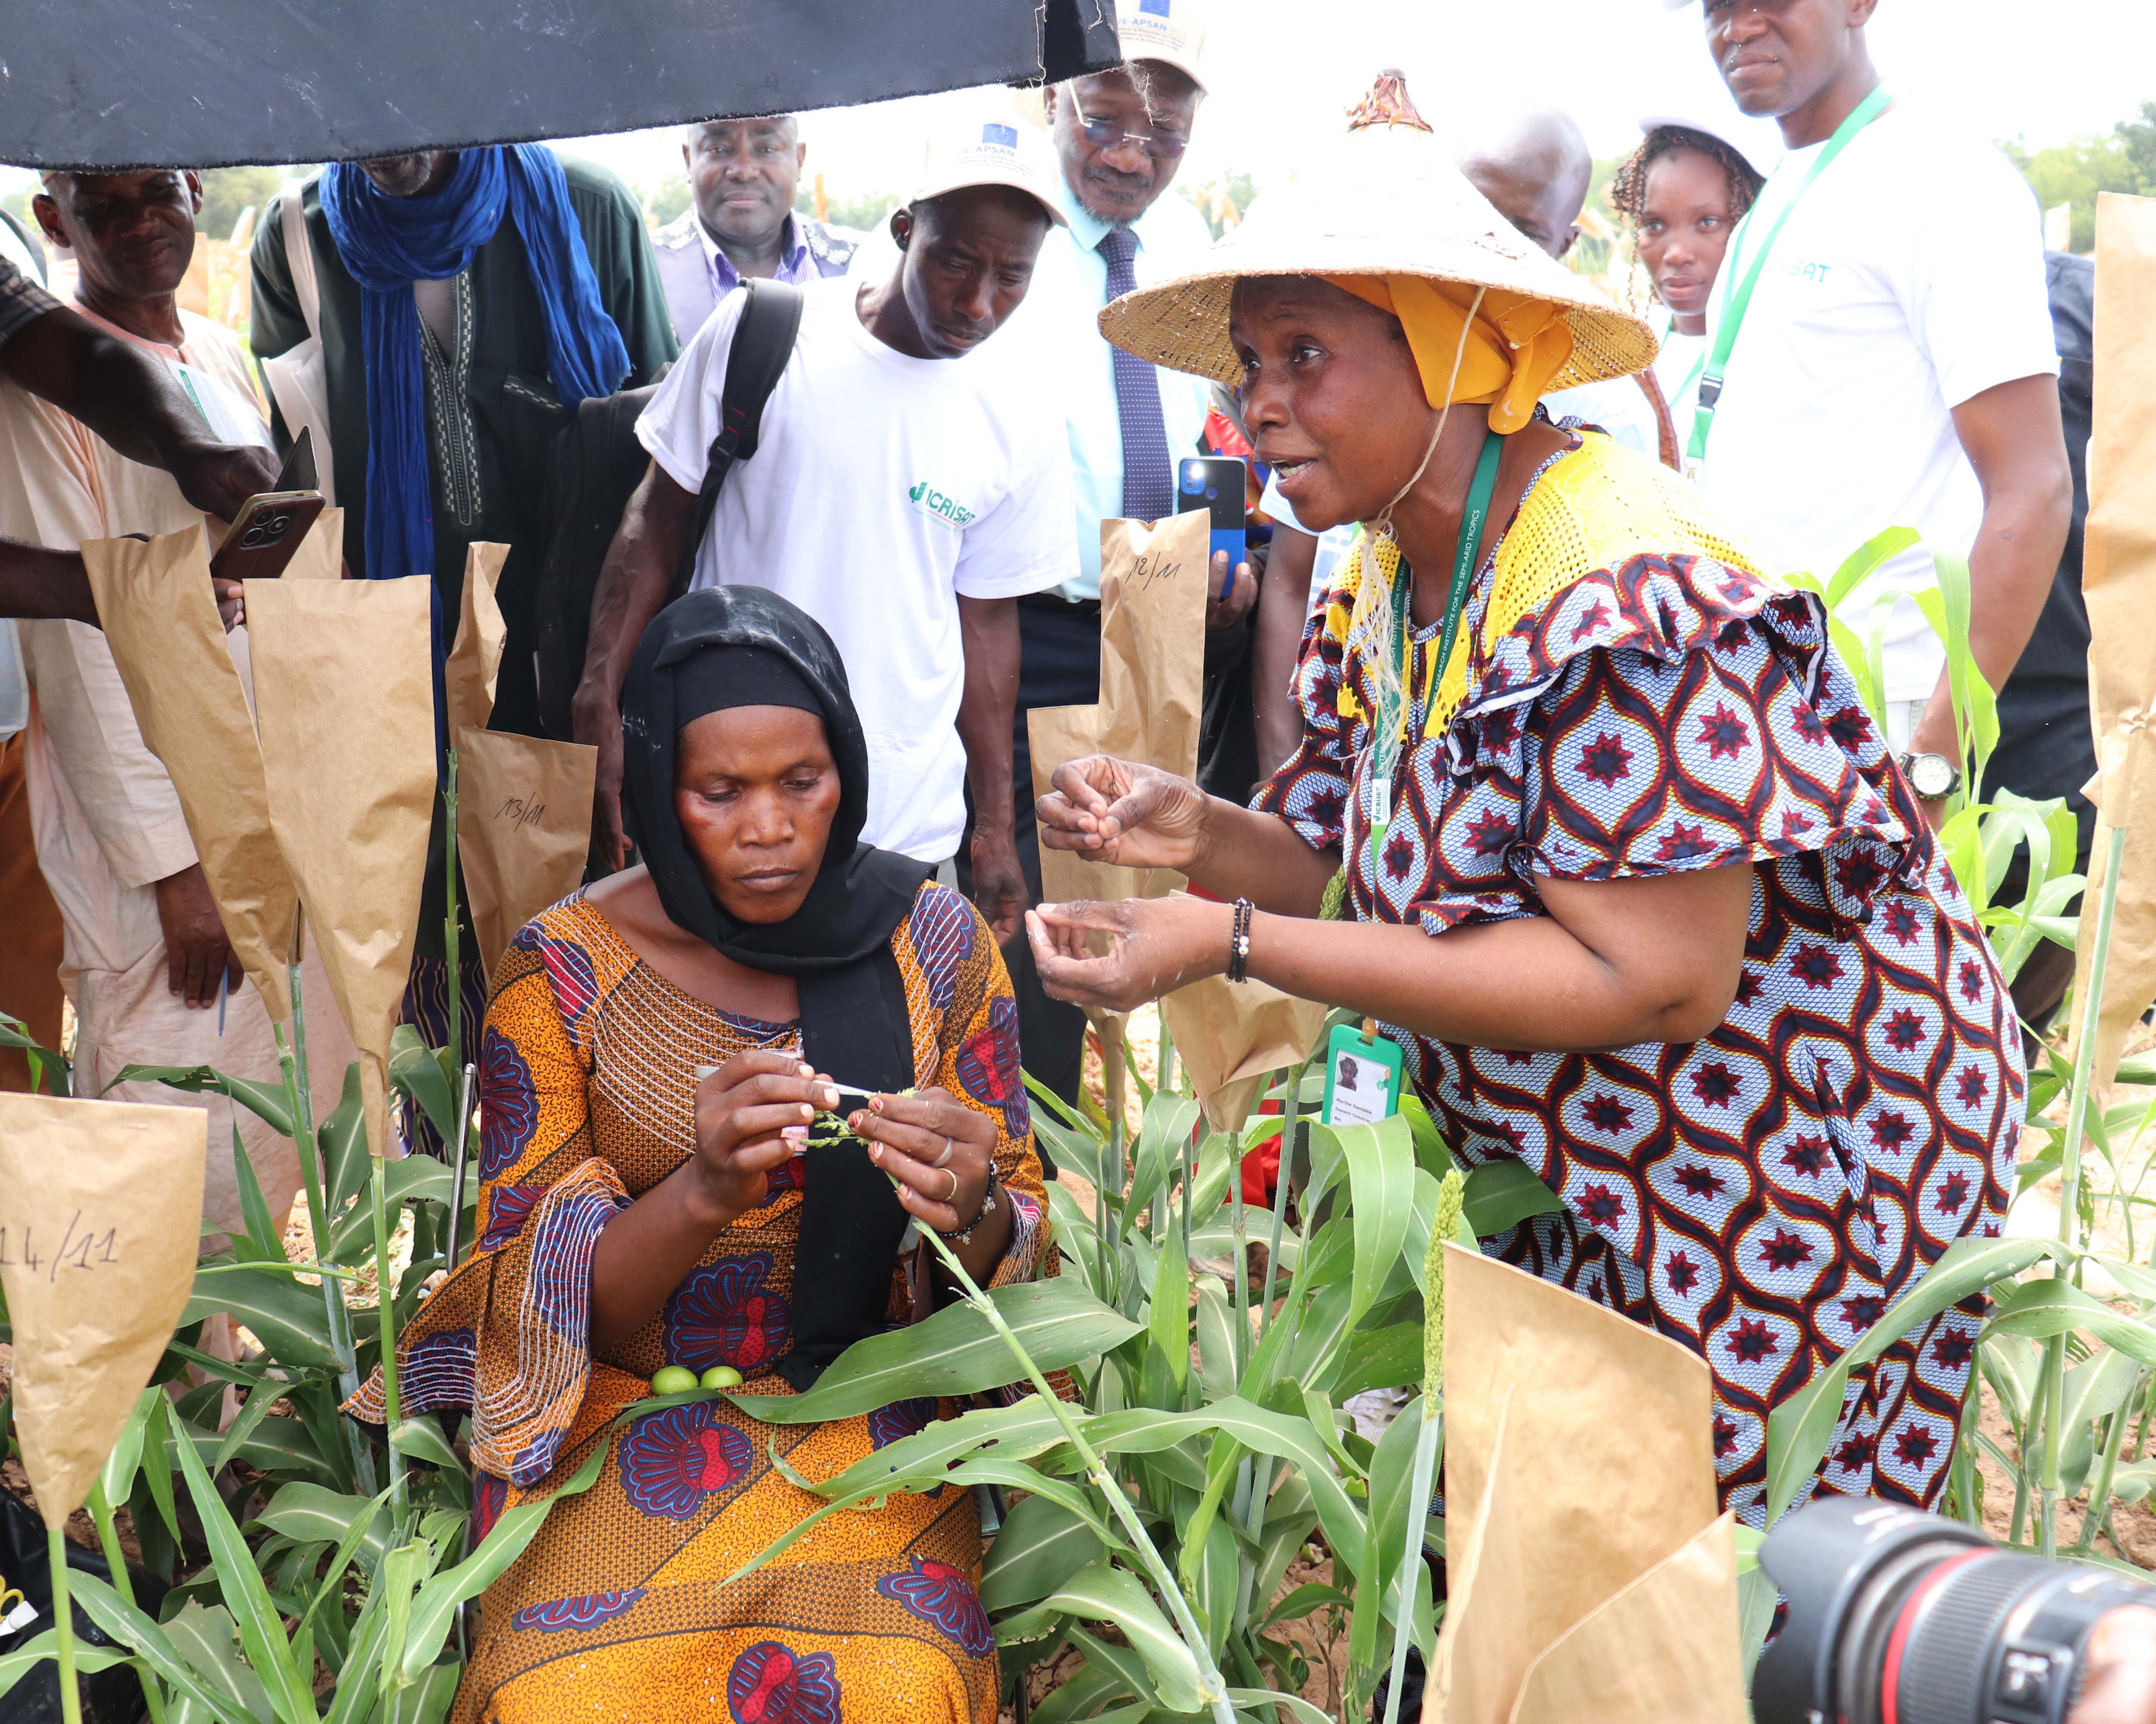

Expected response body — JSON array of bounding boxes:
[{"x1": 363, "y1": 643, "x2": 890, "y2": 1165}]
[
  {"x1": 621, "y1": 585, "x2": 931, "y2": 973},
  {"x1": 619, "y1": 586, "x2": 930, "y2": 1388}
]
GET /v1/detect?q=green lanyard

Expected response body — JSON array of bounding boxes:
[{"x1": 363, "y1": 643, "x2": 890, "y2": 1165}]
[
  {"x1": 1367, "y1": 426, "x2": 1505, "y2": 857},
  {"x1": 1686, "y1": 84, "x2": 1892, "y2": 464}
]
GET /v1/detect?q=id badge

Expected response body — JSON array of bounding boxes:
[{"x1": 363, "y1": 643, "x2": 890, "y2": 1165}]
[{"x1": 1321, "y1": 1021, "x2": 1404, "y2": 1127}]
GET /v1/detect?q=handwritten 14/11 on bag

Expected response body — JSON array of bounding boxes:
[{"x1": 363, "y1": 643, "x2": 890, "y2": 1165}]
[{"x1": 0, "y1": 1210, "x2": 123, "y2": 1280}]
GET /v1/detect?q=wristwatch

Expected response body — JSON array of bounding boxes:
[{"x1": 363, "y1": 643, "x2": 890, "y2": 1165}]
[{"x1": 1897, "y1": 751, "x2": 1962, "y2": 802}]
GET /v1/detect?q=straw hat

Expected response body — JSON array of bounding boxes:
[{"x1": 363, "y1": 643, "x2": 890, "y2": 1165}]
[{"x1": 1100, "y1": 73, "x2": 1659, "y2": 394}]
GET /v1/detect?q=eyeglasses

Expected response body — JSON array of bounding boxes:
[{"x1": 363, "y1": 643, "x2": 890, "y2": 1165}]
[{"x1": 1074, "y1": 109, "x2": 1189, "y2": 163}]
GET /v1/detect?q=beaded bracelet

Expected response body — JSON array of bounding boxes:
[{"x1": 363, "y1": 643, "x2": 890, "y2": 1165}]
[
  {"x1": 1227, "y1": 897, "x2": 1254, "y2": 984},
  {"x1": 934, "y1": 1159, "x2": 1001, "y2": 1245}
]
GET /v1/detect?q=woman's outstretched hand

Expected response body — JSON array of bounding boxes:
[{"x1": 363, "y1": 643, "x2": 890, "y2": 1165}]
[
  {"x1": 1024, "y1": 895, "x2": 1233, "y2": 1014},
  {"x1": 687, "y1": 1048, "x2": 839, "y2": 1222},
  {"x1": 1037, "y1": 756, "x2": 1211, "y2": 873},
  {"x1": 849, "y1": 1087, "x2": 1000, "y2": 1237}
]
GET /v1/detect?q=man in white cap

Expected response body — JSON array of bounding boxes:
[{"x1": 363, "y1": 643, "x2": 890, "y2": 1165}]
[
  {"x1": 1004, "y1": 0, "x2": 1233, "y2": 1102},
  {"x1": 575, "y1": 117, "x2": 1075, "y2": 943},
  {"x1": 1672, "y1": 0, "x2": 2069, "y2": 818}
]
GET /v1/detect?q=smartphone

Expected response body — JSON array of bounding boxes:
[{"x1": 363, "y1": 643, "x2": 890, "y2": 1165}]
[
  {"x1": 1178, "y1": 456, "x2": 1247, "y2": 595},
  {"x1": 209, "y1": 490, "x2": 325, "y2": 582}
]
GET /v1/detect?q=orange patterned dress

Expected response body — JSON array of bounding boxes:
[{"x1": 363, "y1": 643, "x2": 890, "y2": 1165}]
[{"x1": 350, "y1": 884, "x2": 1051, "y2": 1724}]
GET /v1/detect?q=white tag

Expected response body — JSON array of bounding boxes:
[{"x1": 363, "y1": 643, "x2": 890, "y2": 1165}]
[
  {"x1": 1370, "y1": 774, "x2": 1390, "y2": 833},
  {"x1": 2, "y1": 1598, "x2": 38, "y2": 1633}
]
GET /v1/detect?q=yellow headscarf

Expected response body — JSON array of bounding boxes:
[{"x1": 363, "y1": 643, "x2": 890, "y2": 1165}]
[{"x1": 1320, "y1": 274, "x2": 1575, "y2": 435}]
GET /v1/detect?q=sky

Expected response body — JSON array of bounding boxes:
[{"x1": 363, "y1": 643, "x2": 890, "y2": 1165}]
[{"x1": 3, "y1": 0, "x2": 2151, "y2": 208}]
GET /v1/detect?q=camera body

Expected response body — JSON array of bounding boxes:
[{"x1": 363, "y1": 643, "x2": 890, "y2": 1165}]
[{"x1": 1755, "y1": 1497, "x2": 2156, "y2": 1724}]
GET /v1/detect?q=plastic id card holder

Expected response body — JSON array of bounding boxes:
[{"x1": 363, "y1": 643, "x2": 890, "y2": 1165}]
[{"x1": 1320, "y1": 1021, "x2": 1404, "y2": 1127}]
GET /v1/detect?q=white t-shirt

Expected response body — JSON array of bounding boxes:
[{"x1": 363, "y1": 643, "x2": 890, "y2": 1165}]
[
  {"x1": 637, "y1": 277, "x2": 1077, "y2": 862},
  {"x1": 1695, "y1": 100, "x2": 2058, "y2": 702},
  {"x1": 1655, "y1": 325, "x2": 1708, "y2": 428}
]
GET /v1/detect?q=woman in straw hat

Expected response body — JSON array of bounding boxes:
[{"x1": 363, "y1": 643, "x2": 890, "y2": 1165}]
[{"x1": 1027, "y1": 74, "x2": 2021, "y2": 1524}]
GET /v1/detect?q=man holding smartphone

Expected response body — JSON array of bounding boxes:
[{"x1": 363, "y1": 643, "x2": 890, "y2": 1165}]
[{"x1": 0, "y1": 167, "x2": 354, "y2": 1238}]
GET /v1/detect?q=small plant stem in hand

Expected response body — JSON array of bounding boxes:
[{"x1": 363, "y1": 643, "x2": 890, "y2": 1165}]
[
  {"x1": 87, "y1": 1480, "x2": 165, "y2": 1724},
  {"x1": 912, "y1": 1198, "x2": 1236, "y2": 1724}
]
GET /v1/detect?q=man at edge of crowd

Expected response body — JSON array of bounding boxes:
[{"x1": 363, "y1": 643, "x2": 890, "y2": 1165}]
[
  {"x1": 1003, "y1": 0, "x2": 1238, "y2": 1103},
  {"x1": 574, "y1": 116, "x2": 1076, "y2": 947},
  {"x1": 651, "y1": 114, "x2": 860, "y2": 347},
  {"x1": 1674, "y1": 0, "x2": 2071, "y2": 818},
  {"x1": 0, "y1": 167, "x2": 356, "y2": 1234},
  {"x1": 0, "y1": 250, "x2": 274, "y2": 1095}
]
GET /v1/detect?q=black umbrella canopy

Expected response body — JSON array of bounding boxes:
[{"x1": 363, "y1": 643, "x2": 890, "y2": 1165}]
[{"x1": 1, "y1": 0, "x2": 1120, "y2": 170}]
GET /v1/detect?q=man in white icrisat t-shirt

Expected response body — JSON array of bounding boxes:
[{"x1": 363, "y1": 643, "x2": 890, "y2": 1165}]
[
  {"x1": 1671, "y1": 0, "x2": 2070, "y2": 822},
  {"x1": 576, "y1": 119, "x2": 1077, "y2": 944}
]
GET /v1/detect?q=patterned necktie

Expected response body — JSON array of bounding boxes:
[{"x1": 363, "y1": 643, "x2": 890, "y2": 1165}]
[{"x1": 1097, "y1": 225, "x2": 1174, "y2": 523}]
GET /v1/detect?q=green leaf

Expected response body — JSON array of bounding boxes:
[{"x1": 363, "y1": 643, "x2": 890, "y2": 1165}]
[
  {"x1": 225, "y1": 1409, "x2": 342, "y2": 1488},
  {"x1": 318, "y1": 1061, "x2": 370, "y2": 1210},
  {"x1": 1148, "y1": 1209, "x2": 1191, "y2": 1393},
  {"x1": 0, "y1": 1010, "x2": 70, "y2": 1097},
  {"x1": 981, "y1": 1492, "x2": 1109, "y2": 1612},
  {"x1": 1316, "y1": 1115, "x2": 1416, "y2": 1332},
  {"x1": 181, "y1": 1265, "x2": 339, "y2": 1370},
  {"x1": 162, "y1": 1599, "x2": 276, "y2": 1722},
  {"x1": 170, "y1": 1395, "x2": 316, "y2": 1722},
  {"x1": 381, "y1": 1658, "x2": 461, "y2": 1724},
  {"x1": 1987, "y1": 1279, "x2": 2156, "y2": 1367},
  {"x1": 997, "y1": 1561, "x2": 1204, "y2": 1715},
  {"x1": 1124, "y1": 1094, "x2": 1201, "y2": 1240},
  {"x1": 1825, "y1": 524, "x2": 1922, "y2": 609},
  {"x1": 1193, "y1": 1278, "x2": 1239, "y2": 1393},
  {"x1": 396, "y1": 1426, "x2": 612, "y2": 1685},
  {"x1": 97, "y1": 1386, "x2": 162, "y2": 1512},
  {"x1": 1461, "y1": 1159, "x2": 1562, "y2": 1238},
  {"x1": 326, "y1": 1153, "x2": 453, "y2": 1259},
  {"x1": 0, "y1": 1633, "x2": 131, "y2": 1706},
  {"x1": 1333, "y1": 1323, "x2": 1425, "y2": 1403},
  {"x1": 391, "y1": 1416, "x2": 464, "y2": 1471},
  {"x1": 212, "y1": 1379, "x2": 291, "y2": 1472},
  {"x1": 228, "y1": 1120, "x2": 289, "y2": 1265},
  {"x1": 256, "y1": 1482, "x2": 394, "y2": 1576},
  {"x1": 388, "y1": 1024, "x2": 458, "y2": 1146},
  {"x1": 1765, "y1": 1235, "x2": 2053, "y2": 1521},
  {"x1": 69, "y1": 1574, "x2": 260, "y2": 1724},
  {"x1": 104, "y1": 1063, "x2": 294, "y2": 1137},
  {"x1": 739, "y1": 1279, "x2": 1140, "y2": 1424}
]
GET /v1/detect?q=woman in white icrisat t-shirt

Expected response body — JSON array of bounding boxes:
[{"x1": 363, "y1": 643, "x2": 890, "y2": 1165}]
[{"x1": 1608, "y1": 124, "x2": 1768, "y2": 431}]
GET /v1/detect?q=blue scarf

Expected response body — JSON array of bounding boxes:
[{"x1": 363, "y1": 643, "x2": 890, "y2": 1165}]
[{"x1": 320, "y1": 146, "x2": 631, "y2": 583}]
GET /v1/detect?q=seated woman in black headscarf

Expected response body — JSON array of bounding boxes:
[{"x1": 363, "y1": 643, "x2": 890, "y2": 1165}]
[{"x1": 349, "y1": 587, "x2": 1048, "y2": 1724}]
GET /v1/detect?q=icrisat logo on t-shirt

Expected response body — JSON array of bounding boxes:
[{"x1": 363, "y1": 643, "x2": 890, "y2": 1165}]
[{"x1": 908, "y1": 480, "x2": 977, "y2": 531}]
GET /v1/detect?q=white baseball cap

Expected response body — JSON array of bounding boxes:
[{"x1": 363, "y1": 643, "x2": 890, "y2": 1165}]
[
  {"x1": 1115, "y1": 0, "x2": 1207, "y2": 94},
  {"x1": 1635, "y1": 110, "x2": 1782, "y2": 182},
  {"x1": 910, "y1": 116, "x2": 1068, "y2": 227}
]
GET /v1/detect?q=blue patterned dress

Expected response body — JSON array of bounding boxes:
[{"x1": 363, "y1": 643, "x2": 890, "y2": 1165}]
[{"x1": 1254, "y1": 429, "x2": 2022, "y2": 1522}]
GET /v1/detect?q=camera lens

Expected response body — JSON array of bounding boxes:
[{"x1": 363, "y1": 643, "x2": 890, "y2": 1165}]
[{"x1": 1756, "y1": 1497, "x2": 2156, "y2": 1724}]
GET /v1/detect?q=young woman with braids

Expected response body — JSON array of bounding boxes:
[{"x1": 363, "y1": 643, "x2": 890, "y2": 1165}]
[{"x1": 1607, "y1": 125, "x2": 1767, "y2": 426}]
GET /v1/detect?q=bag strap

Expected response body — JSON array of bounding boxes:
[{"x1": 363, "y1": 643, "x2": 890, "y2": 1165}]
[
  {"x1": 672, "y1": 277, "x2": 805, "y2": 598},
  {"x1": 279, "y1": 177, "x2": 322, "y2": 341}
]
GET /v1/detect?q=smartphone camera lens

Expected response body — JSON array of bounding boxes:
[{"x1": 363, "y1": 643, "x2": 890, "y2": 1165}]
[{"x1": 1180, "y1": 464, "x2": 1203, "y2": 493}]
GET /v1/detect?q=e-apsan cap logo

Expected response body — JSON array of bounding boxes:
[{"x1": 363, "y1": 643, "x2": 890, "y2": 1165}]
[{"x1": 908, "y1": 480, "x2": 977, "y2": 530}]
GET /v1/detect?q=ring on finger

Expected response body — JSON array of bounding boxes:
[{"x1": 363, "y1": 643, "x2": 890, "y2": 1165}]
[
  {"x1": 934, "y1": 1136, "x2": 955, "y2": 1169},
  {"x1": 943, "y1": 1168, "x2": 959, "y2": 1203}
]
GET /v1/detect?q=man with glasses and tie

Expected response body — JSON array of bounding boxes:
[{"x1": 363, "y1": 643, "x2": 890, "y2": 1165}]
[{"x1": 1000, "y1": 0, "x2": 1240, "y2": 1103}]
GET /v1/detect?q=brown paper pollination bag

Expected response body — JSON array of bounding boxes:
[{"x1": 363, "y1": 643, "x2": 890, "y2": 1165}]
[
  {"x1": 1160, "y1": 975, "x2": 1326, "y2": 1134},
  {"x1": 245, "y1": 576, "x2": 436, "y2": 1159},
  {"x1": 456, "y1": 726, "x2": 598, "y2": 982},
  {"x1": 82, "y1": 528, "x2": 300, "y2": 1018},
  {"x1": 0, "y1": 1094, "x2": 206, "y2": 1528},
  {"x1": 444, "y1": 541, "x2": 509, "y2": 737},
  {"x1": 1435, "y1": 1243, "x2": 1741, "y2": 1724},
  {"x1": 2072, "y1": 191, "x2": 2156, "y2": 1097},
  {"x1": 280, "y1": 506, "x2": 347, "y2": 580}
]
